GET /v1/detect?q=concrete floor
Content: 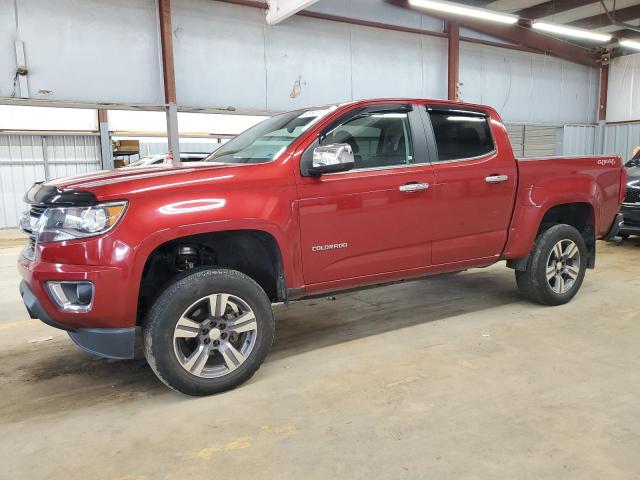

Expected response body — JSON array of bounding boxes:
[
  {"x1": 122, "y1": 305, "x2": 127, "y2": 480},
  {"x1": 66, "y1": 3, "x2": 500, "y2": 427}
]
[{"x1": 1, "y1": 239, "x2": 639, "y2": 479}]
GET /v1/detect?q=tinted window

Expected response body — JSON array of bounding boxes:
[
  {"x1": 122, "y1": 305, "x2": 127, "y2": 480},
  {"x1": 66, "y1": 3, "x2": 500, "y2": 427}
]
[
  {"x1": 320, "y1": 112, "x2": 414, "y2": 170},
  {"x1": 428, "y1": 110, "x2": 494, "y2": 161}
]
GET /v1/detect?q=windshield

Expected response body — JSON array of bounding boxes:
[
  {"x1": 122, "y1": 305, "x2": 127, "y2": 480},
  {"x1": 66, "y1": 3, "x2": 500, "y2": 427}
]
[
  {"x1": 205, "y1": 106, "x2": 337, "y2": 164},
  {"x1": 127, "y1": 155, "x2": 163, "y2": 167}
]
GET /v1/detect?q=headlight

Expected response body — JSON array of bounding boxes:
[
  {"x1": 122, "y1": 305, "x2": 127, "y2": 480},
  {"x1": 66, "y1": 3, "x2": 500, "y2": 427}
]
[{"x1": 35, "y1": 201, "x2": 127, "y2": 243}]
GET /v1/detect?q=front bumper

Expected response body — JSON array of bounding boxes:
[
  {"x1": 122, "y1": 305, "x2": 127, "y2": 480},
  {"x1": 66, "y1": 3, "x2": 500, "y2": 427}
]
[
  {"x1": 620, "y1": 204, "x2": 640, "y2": 236},
  {"x1": 20, "y1": 281, "x2": 135, "y2": 359}
]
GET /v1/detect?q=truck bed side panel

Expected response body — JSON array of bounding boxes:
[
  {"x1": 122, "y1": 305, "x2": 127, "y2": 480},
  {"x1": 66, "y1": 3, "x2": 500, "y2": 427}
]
[{"x1": 503, "y1": 156, "x2": 622, "y2": 259}]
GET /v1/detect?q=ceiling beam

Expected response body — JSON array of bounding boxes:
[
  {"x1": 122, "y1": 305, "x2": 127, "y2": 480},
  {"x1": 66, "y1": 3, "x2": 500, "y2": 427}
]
[
  {"x1": 400, "y1": 1, "x2": 600, "y2": 66},
  {"x1": 610, "y1": 28, "x2": 640, "y2": 39},
  {"x1": 515, "y1": 0, "x2": 598, "y2": 20},
  {"x1": 568, "y1": 4, "x2": 640, "y2": 29},
  {"x1": 266, "y1": 0, "x2": 320, "y2": 24}
]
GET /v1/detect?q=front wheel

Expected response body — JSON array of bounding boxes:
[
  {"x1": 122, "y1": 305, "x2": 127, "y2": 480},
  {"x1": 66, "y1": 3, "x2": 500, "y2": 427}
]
[
  {"x1": 143, "y1": 268, "x2": 275, "y2": 396},
  {"x1": 515, "y1": 224, "x2": 587, "y2": 306}
]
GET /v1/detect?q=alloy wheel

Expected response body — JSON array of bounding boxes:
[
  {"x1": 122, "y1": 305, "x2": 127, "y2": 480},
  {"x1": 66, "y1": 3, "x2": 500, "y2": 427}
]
[
  {"x1": 545, "y1": 239, "x2": 581, "y2": 294},
  {"x1": 172, "y1": 293, "x2": 258, "y2": 378}
]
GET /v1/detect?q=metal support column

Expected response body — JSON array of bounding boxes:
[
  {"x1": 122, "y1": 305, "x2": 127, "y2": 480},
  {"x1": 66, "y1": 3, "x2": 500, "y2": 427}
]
[
  {"x1": 158, "y1": 0, "x2": 180, "y2": 165},
  {"x1": 166, "y1": 103, "x2": 180, "y2": 160},
  {"x1": 447, "y1": 21, "x2": 460, "y2": 102},
  {"x1": 598, "y1": 63, "x2": 609, "y2": 122},
  {"x1": 98, "y1": 109, "x2": 113, "y2": 170}
]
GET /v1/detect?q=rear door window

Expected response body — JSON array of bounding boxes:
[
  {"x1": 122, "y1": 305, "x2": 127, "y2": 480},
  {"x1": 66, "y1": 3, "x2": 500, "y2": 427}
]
[{"x1": 427, "y1": 109, "x2": 494, "y2": 161}]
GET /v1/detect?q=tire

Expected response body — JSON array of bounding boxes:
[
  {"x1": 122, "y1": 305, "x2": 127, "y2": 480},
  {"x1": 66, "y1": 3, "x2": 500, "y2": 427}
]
[
  {"x1": 515, "y1": 224, "x2": 587, "y2": 306},
  {"x1": 143, "y1": 268, "x2": 275, "y2": 396}
]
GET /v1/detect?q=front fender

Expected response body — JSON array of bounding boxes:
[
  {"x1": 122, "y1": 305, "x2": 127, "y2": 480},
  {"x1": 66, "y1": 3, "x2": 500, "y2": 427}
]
[{"x1": 124, "y1": 185, "x2": 303, "y2": 306}]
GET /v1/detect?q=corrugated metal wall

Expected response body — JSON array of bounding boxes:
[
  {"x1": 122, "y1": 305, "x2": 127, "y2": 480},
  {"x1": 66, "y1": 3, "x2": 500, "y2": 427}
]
[
  {"x1": 505, "y1": 124, "x2": 561, "y2": 158},
  {"x1": 561, "y1": 125, "x2": 597, "y2": 156},
  {"x1": 603, "y1": 123, "x2": 640, "y2": 163},
  {"x1": 563, "y1": 123, "x2": 640, "y2": 162},
  {"x1": 0, "y1": 134, "x2": 101, "y2": 228}
]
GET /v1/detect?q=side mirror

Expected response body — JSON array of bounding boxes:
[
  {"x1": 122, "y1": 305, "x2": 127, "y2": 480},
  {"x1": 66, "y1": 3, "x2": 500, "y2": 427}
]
[{"x1": 308, "y1": 143, "x2": 355, "y2": 176}]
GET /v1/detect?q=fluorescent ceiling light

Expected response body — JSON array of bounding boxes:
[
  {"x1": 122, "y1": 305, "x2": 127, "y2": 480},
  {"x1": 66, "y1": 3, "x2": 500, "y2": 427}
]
[
  {"x1": 408, "y1": 0, "x2": 518, "y2": 24},
  {"x1": 532, "y1": 21, "x2": 612, "y2": 42},
  {"x1": 620, "y1": 39, "x2": 640, "y2": 50}
]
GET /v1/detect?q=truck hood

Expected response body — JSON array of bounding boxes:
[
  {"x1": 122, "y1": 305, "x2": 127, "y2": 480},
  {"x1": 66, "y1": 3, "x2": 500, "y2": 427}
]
[
  {"x1": 47, "y1": 163, "x2": 226, "y2": 190},
  {"x1": 42, "y1": 162, "x2": 256, "y2": 201}
]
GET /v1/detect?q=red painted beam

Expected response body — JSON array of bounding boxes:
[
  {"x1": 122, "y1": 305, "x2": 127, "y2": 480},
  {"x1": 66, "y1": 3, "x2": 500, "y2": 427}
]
[
  {"x1": 427, "y1": 16, "x2": 599, "y2": 66},
  {"x1": 447, "y1": 21, "x2": 460, "y2": 101},
  {"x1": 515, "y1": 0, "x2": 597, "y2": 21},
  {"x1": 598, "y1": 63, "x2": 609, "y2": 121},
  {"x1": 569, "y1": 5, "x2": 640, "y2": 29},
  {"x1": 158, "y1": 0, "x2": 177, "y2": 104}
]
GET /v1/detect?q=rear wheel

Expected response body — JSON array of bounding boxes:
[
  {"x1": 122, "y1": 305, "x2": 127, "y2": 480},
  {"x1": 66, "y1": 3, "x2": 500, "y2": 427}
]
[
  {"x1": 144, "y1": 268, "x2": 274, "y2": 396},
  {"x1": 515, "y1": 224, "x2": 587, "y2": 306}
]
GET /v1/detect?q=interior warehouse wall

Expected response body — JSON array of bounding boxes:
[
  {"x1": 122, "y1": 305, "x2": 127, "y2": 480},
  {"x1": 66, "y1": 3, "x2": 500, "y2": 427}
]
[
  {"x1": 0, "y1": 0, "x2": 598, "y2": 124},
  {"x1": 607, "y1": 53, "x2": 640, "y2": 123},
  {"x1": 0, "y1": 0, "x2": 164, "y2": 104}
]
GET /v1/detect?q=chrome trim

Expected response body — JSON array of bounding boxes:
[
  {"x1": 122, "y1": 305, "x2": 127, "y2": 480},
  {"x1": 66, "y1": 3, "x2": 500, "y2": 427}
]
[
  {"x1": 322, "y1": 161, "x2": 431, "y2": 176},
  {"x1": 399, "y1": 182, "x2": 429, "y2": 192},
  {"x1": 485, "y1": 174, "x2": 509, "y2": 184},
  {"x1": 431, "y1": 149, "x2": 497, "y2": 165},
  {"x1": 45, "y1": 281, "x2": 95, "y2": 313}
]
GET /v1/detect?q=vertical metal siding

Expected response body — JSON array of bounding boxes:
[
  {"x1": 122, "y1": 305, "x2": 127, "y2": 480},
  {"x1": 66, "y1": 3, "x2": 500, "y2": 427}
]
[
  {"x1": 604, "y1": 123, "x2": 640, "y2": 163},
  {"x1": 0, "y1": 134, "x2": 101, "y2": 228},
  {"x1": 505, "y1": 124, "x2": 524, "y2": 157},
  {"x1": 506, "y1": 124, "x2": 560, "y2": 158},
  {"x1": 562, "y1": 122, "x2": 640, "y2": 161},
  {"x1": 562, "y1": 125, "x2": 597, "y2": 156}
]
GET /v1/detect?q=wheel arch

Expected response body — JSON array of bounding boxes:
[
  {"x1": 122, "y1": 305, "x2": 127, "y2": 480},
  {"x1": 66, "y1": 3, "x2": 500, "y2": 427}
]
[
  {"x1": 135, "y1": 228, "x2": 287, "y2": 326},
  {"x1": 507, "y1": 201, "x2": 597, "y2": 270}
]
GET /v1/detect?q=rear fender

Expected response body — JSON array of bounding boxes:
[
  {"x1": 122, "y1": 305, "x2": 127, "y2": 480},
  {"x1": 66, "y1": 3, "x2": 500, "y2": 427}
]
[{"x1": 503, "y1": 181, "x2": 599, "y2": 260}]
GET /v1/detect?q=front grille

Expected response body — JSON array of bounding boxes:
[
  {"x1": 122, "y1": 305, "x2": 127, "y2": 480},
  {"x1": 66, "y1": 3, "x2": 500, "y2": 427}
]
[
  {"x1": 20, "y1": 204, "x2": 47, "y2": 261},
  {"x1": 624, "y1": 187, "x2": 640, "y2": 205}
]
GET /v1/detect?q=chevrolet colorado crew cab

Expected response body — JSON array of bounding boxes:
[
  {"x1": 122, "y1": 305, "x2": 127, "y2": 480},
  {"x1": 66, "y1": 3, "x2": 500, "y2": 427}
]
[{"x1": 18, "y1": 99, "x2": 626, "y2": 396}]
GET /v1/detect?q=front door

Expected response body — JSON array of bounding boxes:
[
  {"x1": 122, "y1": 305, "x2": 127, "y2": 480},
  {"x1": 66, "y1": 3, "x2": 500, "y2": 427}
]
[{"x1": 296, "y1": 104, "x2": 435, "y2": 288}]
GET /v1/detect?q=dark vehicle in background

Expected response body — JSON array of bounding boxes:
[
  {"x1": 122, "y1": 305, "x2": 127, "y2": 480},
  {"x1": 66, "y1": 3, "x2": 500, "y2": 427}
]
[{"x1": 620, "y1": 153, "x2": 640, "y2": 238}]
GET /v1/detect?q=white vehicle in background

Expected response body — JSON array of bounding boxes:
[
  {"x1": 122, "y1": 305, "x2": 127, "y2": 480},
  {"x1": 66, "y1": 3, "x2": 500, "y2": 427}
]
[{"x1": 124, "y1": 152, "x2": 210, "y2": 168}]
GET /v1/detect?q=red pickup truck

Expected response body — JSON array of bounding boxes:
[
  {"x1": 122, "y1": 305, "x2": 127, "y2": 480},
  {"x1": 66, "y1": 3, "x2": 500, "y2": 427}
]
[{"x1": 18, "y1": 99, "x2": 626, "y2": 396}]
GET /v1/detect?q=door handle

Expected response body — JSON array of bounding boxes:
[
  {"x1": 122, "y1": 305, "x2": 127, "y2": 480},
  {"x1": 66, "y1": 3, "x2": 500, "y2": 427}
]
[
  {"x1": 485, "y1": 175, "x2": 508, "y2": 184},
  {"x1": 399, "y1": 182, "x2": 429, "y2": 192}
]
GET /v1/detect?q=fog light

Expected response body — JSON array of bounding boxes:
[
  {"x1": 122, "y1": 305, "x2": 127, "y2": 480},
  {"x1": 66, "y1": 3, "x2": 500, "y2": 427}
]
[{"x1": 45, "y1": 281, "x2": 94, "y2": 312}]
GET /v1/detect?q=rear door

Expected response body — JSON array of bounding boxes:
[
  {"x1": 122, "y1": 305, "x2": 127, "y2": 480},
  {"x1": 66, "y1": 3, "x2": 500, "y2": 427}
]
[
  {"x1": 296, "y1": 103, "x2": 436, "y2": 287},
  {"x1": 421, "y1": 106, "x2": 517, "y2": 265}
]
